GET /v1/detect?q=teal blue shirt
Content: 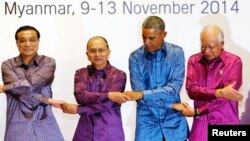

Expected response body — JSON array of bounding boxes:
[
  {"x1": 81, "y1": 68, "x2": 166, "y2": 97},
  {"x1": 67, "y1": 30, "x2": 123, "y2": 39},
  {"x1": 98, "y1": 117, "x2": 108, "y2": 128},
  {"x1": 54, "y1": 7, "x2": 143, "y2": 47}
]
[
  {"x1": 129, "y1": 41, "x2": 185, "y2": 108},
  {"x1": 129, "y1": 41, "x2": 189, "y2": 141}
]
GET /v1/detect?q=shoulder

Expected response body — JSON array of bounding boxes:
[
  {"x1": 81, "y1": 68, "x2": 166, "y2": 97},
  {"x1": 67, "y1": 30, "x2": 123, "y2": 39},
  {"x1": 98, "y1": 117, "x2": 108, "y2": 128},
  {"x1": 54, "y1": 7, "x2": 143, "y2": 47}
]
[
  {"x1": 188, "y1": 52, "x2": 202, "y2": 63},
  {"x1": 1, "y1": 56, "x2": 19, "y2": 68},
  {"x1": 37, "y1": 55, "x2": 56, "y2": 65},
  {"x1": 164, "y1": 42, "x2": 184, "y2": 56},
  {"x1": 2, "y1": 57, "x2": 15, "y2": 64},
  {"x1": 223, "y1": 51, "x2": 240, "y2": 58},
  {"x1": 222, "y1": 51, "x2": 242, "y2": 63},
  {"x1": 165, "y1": 42, "x2": 183, "y2": 51},
  {"x1": 189, "y1": 52, "x2": 202, "y2": 59},
  {"x1": 109, "y1": 65, "x2": 126, "y2": 78},
  {"x1": 41, "y1": 55, "x2": 55, "y2": 61},
  {"x1": 74, "y1": 67, "x2": 89, "y2": 80},
  {"x1": 75, "y1": 67, "x2": 88, "y2": 74},
  {"x1": 130, "y1": 46, "x2": 144, "y2": 57}
]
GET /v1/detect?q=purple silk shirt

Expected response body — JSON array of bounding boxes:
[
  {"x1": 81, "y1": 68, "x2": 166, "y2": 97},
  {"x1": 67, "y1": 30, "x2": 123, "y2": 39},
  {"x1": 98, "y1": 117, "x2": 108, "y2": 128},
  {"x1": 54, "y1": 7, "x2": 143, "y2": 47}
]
[
  {"x1": 186, "y1": 50, "x2": 242, "y2": 141},
  {"x1": 1, "y1": 55, "x2": 64, "y2": 141},
  {"x1": 73, "y1": 62, "x2": 126, "y2": 141}
]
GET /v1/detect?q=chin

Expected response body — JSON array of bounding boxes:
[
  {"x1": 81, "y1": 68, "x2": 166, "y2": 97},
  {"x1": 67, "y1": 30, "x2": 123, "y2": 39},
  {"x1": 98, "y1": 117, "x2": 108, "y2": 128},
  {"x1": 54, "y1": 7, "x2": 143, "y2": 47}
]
[{"x1": 207, "y1": 58, "x2": 215, "y2": 62}]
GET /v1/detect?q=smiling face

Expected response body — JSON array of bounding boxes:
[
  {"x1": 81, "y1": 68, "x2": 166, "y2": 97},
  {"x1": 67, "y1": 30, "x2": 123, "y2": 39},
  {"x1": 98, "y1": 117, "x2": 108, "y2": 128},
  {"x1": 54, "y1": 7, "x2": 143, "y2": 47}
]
[
  {"x1": 142, "y1": 28, "x2": 167, "y2": 52},
  {"x1": 86, "y1": 37, "x2": 110, "y2": 70},
  {"x1": 16, "y1": 29, "x2": 39, "y2": 60}
]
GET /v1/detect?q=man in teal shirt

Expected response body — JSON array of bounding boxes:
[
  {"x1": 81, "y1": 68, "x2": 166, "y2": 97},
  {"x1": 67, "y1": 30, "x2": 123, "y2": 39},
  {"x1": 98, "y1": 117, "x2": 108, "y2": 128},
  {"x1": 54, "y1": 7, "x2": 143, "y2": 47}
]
[{"x1": 127, "y1": 16, "x2": 189, "y2": 141}]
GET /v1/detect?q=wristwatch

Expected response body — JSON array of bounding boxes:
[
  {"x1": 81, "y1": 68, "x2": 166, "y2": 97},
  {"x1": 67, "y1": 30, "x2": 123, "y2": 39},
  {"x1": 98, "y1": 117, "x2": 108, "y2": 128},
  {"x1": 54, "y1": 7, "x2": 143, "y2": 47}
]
[{"x1": 195, "y1": 108, "x2": 200, "y2": 117}]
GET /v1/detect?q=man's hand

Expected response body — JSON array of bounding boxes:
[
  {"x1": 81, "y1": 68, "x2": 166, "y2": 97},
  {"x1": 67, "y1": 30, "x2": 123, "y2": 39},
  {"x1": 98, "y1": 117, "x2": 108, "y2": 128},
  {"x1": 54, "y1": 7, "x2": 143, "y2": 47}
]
[
  {"x1": 108, "y1": 92, "x2": 131, "y2": 104},
  {"x1": 215, "y1": 81, "x2": 243, "y2": 101},
  {"x1": 48, "y1": 98, "x2": 67, "y2": 108},
  {"x1": 172, "y1": 103, "x2": 195, "y2": 117},
  {"x1": 61, "y1": 103, "x2": 78, "y2": 114},
  {"x1": 124, "y1": 91, "x2": 143, "y2": 101},
  {"x1": 0, "y1": 84, "x2": 4, "y2": 93},
  {"x1": 181, "y1": 103, "x2": 195, "y2": 117},
  {"x1": 172, "y1": 103, "x2": 185, "y2": 112}
]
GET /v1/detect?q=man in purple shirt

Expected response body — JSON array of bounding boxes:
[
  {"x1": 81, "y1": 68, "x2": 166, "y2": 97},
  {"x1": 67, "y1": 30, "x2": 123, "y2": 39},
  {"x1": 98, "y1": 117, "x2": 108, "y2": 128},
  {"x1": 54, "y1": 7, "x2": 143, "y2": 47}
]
[
  {"x1": 61, "y1": 36, "x2": 130, "y2": 141},
  {"x1": 176, "y1": 25, "x2": 244, "y2": 141},
  {"x1": 0, "y1": 25, "x2": 65, "y2": 141}
]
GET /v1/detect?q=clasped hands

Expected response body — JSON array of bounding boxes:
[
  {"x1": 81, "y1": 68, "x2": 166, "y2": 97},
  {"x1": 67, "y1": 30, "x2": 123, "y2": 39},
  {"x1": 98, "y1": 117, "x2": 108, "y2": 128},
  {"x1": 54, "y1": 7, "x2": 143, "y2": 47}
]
[
  {"x1": 48, "y1": 98, "x2": 78, "y2": 114},
  {"x1": 49, "y1": 91, "x2": 143, "y2": 114},
  {"x1": 172, "y1": 82, "x2": 244, "y2": 117},
  {"x1": 108, "y1": 91, "x2": 143, "y2": 104},
  {"x1": 172, "y1": 103, "x2": 195, "y2": 117}
]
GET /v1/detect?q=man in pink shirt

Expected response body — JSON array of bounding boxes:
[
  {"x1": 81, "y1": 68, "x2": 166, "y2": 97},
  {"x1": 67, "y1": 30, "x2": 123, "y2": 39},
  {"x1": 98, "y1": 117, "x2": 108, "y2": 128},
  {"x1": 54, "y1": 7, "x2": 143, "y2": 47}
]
[{"x1": 174, "y1": 25, "x2": 244, "y2": 141}]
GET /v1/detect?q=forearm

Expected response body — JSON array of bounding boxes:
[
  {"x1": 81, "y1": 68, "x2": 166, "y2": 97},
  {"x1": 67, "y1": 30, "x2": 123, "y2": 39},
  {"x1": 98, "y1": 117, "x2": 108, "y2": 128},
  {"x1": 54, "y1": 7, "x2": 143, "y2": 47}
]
[
  {"x1": 172, "y1": 102, "x2": 195, "y2": 117},
  {"x1": 142, "y1": 86, "x2": 182, "y2": 102},
  {"x1": 74, "y1": 91, "x2": 108, "y2": 105},
  {"x1": 124, "y1": 91, "x2": 143, "y2": 101},
  {"x1": 5, "y1": 84, "x2": 54, "y2": 108}
]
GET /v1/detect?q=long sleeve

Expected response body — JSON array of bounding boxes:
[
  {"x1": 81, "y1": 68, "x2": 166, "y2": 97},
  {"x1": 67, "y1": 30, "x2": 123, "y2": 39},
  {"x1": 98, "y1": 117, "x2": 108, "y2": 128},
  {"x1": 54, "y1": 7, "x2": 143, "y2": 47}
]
[
  {"x1": 129, "y1": 44, "x2": 185, "y2": 105},
  {"x1": 1, "y1": 56, "x2": 56, "y2": 109},
  {"x1": 185, "y1": 57, "x2": 217, "y2": 101},
  {"x1": 74, "y1": 65, "x2": 126, "y2": 115},
  {"x1": 186, "y1": 52, "x2": 242, "y2": 114}
]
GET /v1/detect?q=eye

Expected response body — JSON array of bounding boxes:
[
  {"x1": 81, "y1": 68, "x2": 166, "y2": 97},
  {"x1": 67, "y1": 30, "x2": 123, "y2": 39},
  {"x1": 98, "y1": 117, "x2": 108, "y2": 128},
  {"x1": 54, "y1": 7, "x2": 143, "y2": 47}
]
[
  {"x1": 149, "y1": 37, "x2": 155, "y2": 41},
  {"x1": 29, "y1": 38, "x2": 38, "y2": 43},
  {"x1": 201, "y1": 44, "x2": 218, "y2": 50},
  {"x1": 88, "y1": 49, "x2": 96, "y2": 53},
  {"x1": 98, "y1": 49, "x2": 105, "y2": 53},
  {"x1": 19, "y1": 39, "x2": 26, "y2": 43},
  {"x1": 18, "y1": 38, "x2": 38, "y2": 44}
]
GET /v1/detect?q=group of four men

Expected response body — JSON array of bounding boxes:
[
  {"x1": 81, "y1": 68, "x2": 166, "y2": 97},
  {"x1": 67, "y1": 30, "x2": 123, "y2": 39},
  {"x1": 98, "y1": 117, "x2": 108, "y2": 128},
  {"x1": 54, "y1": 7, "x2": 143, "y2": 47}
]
[{"x1": 0, "y1": 15, "x2": 243, "y2": 141}]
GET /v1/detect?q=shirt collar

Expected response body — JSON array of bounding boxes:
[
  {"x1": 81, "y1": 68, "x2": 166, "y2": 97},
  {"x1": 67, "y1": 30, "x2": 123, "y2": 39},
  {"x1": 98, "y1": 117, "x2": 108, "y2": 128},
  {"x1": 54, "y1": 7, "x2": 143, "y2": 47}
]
[
  {"x1": 199, "y1": 50, "x2": 225, "y2": 64},
  {"x1": 87, "y1": 61, "x2": 111, "y2": 78},
  {"x1": 14, "y1": 54, "x2": 40, "y2": 68},
  {"x1": 144, "y1": 41, "x2": 167, "y2": 60}
]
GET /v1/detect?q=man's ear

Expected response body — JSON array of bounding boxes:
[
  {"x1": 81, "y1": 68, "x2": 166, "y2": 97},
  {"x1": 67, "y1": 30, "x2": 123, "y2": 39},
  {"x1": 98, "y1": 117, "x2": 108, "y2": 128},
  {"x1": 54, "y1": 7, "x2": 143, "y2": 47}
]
[
  {"x1": 220, "y1": 41, "x2": 224, "y2": 49},
  {"x1": 86, "y1": 52, "x2": 90, "y2": 61},
  {"x1": 162, "y1": 31, "x2": 167, "y2": 39}
]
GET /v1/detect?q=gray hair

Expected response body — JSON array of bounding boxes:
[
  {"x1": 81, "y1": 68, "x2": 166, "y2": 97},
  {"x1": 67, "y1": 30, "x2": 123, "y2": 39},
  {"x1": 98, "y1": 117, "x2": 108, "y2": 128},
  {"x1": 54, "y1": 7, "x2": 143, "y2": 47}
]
[
  {"x1": 200, "y1": 25, "x2": 224, "y2": 42},
  {"x1": 142, "y1": 16, "x2": 165, "y2": 32}
]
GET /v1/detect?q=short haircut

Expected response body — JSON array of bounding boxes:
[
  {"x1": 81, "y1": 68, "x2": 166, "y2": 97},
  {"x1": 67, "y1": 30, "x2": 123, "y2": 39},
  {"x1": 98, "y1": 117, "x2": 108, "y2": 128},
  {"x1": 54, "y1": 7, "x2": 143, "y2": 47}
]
[
  {"x1": 142, "y1": 16, "x2": 165, "y2": 32},
  {"x1": 86, "y1": 36, "x2": 109, "y2": 50},
  {"x1": 200, "y1": 25, "x2": 224, "y2": 42},
  {"x1": 15, "y1": 25, "x2": 40, "y2": 40}
]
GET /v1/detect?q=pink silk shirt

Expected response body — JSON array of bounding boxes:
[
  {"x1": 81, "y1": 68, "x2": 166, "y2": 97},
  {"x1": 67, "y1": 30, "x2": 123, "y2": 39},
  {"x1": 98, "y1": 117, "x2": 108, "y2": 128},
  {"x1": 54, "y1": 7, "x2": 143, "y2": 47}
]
[{"x1": 186, "y1": 50, "x2": 242, "y2": 141}]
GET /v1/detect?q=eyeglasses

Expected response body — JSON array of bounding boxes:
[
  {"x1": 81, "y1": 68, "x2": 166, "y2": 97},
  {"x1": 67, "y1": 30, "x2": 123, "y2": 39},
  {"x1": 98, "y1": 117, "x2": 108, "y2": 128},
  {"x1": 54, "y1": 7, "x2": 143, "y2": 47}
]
[
  {"x1": 200, "y1": 43, "x2": 219, "y2": 50},
  {"x1": 17, "y1": 38, "x2": 38, "y2": 44}
]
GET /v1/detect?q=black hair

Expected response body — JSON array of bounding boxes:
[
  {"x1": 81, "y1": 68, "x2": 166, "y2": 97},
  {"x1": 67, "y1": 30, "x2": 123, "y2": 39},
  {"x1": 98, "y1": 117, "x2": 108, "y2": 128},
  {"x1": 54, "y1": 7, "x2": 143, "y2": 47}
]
[{"x1": 15, "y1": 25, "x2": 40, "y2": 40}]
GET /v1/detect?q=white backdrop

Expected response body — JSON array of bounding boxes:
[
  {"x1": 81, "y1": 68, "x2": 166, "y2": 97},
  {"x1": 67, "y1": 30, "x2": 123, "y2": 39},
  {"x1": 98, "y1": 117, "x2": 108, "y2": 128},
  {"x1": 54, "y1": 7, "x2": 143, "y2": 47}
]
[{"x1": 0, "y1": 0, "x2": 250, "y2": 140}]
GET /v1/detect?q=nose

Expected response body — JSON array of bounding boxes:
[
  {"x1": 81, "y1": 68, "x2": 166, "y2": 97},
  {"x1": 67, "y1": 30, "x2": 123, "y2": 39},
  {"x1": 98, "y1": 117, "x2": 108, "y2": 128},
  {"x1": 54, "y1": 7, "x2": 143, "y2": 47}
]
[
  {"x1": 24, "y1": 40, "x2": 32, "y2": 47},
  {"x1": 93, "y1": 51, "x2": 101, "y2": 56},
  {"x1": 144, "y1": 38, "x2": 151, "y2": 46},
  {"x1": 204, "y1": 46, "x2": 214, "y2": 54},
  {"x1": 201, "y1": 45, "x2": 210, "y2": 53}
]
